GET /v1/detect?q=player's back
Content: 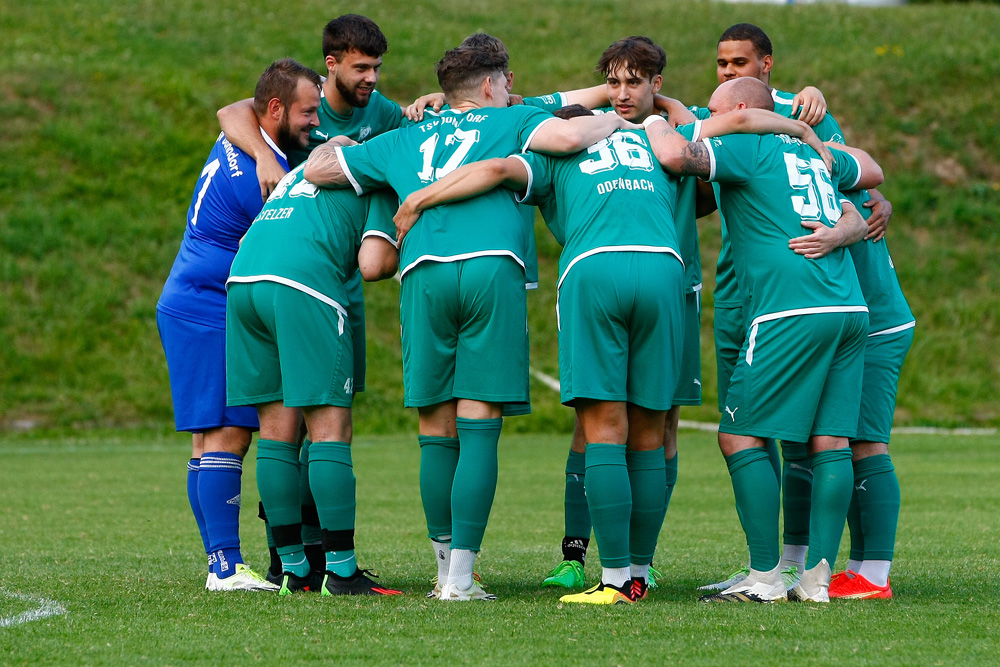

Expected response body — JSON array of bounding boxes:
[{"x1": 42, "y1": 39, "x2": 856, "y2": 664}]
[
  {"x1": 342, "y1": 104, "x2": 553, "y2": 277},
  {"x1": 158, "y1": 133, "x2": 271, "y2": 326},
  {"x1": 230, "y1": 165, "x2": 383, "y2": 302},
  {"x1": 522, "y1": 129, "x2": 681, "y2": 282},
  {"x1": 711, "y1": 133, "x2": 866, "y2": 322}
]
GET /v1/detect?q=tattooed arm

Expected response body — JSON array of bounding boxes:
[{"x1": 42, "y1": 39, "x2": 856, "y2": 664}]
[
  {"x1": 302, "y1": 136, "x2": 357, "y2": 187},
  {"x1": 642, "y1": 115, "x2": 712, "y2": 178}
]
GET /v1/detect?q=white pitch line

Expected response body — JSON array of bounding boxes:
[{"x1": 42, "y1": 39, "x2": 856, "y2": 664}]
[
  {"x1": 527, "y1": 368, "x2": 996, "y2": 437},
  {"x1": 0, "y1": 591, "x2": 67, "y2": 628}
]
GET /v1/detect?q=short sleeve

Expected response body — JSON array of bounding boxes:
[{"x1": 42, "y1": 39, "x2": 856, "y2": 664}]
[
  {"x1": 362, "y1": 189, "x2": 399, "y2": 247},
  {"x1": 337, "y1": 131, "x2": 398, "y2": 195},
  {"x1": 514, "y1": 152, "x2": 554, "y2": 207},
  {"x1": 703, "y1": 134, "x2": 758, "y2": 185},
  {"x1": 515, "y1": 106, "x2": 558, "y2": 153},
  {"x1": 829, "y1": 147, "x2": 863, "y2": 191},
  {"x1": 523, "y1": 92, "x2": 566, "y2": 112}
]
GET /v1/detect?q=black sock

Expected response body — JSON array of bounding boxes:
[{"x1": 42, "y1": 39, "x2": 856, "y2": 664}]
[
  {"x1": 304, "y1": 543, "x2": 326, "y2": 573},
  {"x1": 561, "y1": 536, "x2": 589, "y2": 565}
]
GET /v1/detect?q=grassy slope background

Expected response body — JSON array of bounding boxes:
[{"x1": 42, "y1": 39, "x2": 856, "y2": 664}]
[{"x1": 1, "y1": 0, "x2": 998, "y2": 433}]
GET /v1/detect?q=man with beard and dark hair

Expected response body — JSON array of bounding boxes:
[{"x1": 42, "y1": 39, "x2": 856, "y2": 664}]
[
  {"x1": 156, "y1": 58, "x2": 320, "y2": 591},
  {"x1": 216, "y1": 15, "x2": 404, "y2": 585}
]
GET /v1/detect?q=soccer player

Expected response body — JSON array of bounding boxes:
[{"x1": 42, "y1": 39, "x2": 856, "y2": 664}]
[
  {"x1": 155, "y1": 58, "x2": 322, "y2": 591},
  {"x1": 390, "y1": 80, "x2": 835, "y2": 606},
  {"x1": 225, "y1": 162, "x2": 401, "y2": 597},
  {"x1": 303, "y1": 44, "x2": 637, "y2": 601},
  {"x1": 677, "y1": 22, "x2": 896, "y2": 593},
  {"x1": 645, "y1": 75, "x2": 884, "y2": 602},
  {"x1": 823, "y1": 183, "x2": 914, "y2": 600},
  {"x1": 217, "y1": 14, "x2": 403, "y2": 581}
]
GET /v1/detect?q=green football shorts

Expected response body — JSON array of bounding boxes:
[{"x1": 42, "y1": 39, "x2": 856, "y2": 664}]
[
  {"x1": 557, "y1": 251, "x2": 685, "y2": 410},
  {"x1": 720, "y1": 310, "x2": 868, "y2": 442},
  {"x1": 853, "y1": 325, "x2": 914, "y2": 444},
  {"x1": 713, "y1": 303, "x2": 745, "y2": 412},
  {"x1": 399, "y1": 256, "x2": 529, "y2": 408},
  {"x1": 226, "y1": 281, "x2": 354, "y2": 408},
  {"x1": 671, "y1": 289, "x2": 703, "y2": 407}
]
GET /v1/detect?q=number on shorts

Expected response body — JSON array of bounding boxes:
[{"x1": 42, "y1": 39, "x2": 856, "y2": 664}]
[{"x1": 344, "y1": 377, "x2": 354, "y2": 394}]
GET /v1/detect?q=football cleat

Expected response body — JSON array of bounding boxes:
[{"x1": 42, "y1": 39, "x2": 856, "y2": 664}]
[
  {"x1": 322, "y1": 569, "x2": 403, "y2": 596},
  {"x1": 789, "y1": 559, "x2": 832, "y2": 603},
  {"x1": 265, "y1": 567, "x2": 283, "y2": 587},
  {"x1": 439, "y1": 580, "x2": 496, "y2": 601},
  {"x1": 648, "y1": 565, "x2": 663, "y2": 591},
  {"x1": 697, "y1": 565, "x2": 749, "y2": 592},
  {"x1": 560, "y1": 581, "x2": 635, "y2": 605},
  {"x1": 206, "y1": 564, "x2": 279, "y2": 592},
  {"x1": 427, "y1": 572, "x2": 482, "y2": 599},
  {"x1": 781, "y1": 564, "x2": 802, "y2": 591},
  {"x1": 630, "y1": 578, "x2": 649, "y2": 601},
  {"x1": 700, "y1": 565, "x2": 786, "y2": 603},
  {"x1": 542, "y1": 560, "x2": 586, "y2": 589},
  {"x1": 829, "y1": 571, "x2": 892, "y2": 600},
  {"x1": 278, "y1": 571, "x2": 322, "y2": 596}
]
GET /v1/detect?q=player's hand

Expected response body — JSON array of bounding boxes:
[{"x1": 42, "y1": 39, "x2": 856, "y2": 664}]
[
  {"x1": 507, "y1": 94, "x2": 524, "y2": 106},
  {"x1": 789, "y1": 218, "x2": 841, "y2": 259},
  {"x1": 256, "y1": 153, "x2": 289, "y2": 202},
  {"x1": 616, "y1": 115, "x2": 643, "y2": 131},
  {"x1": 393, "y1": 197, "x2": 422, "y2": 246},
  {"x1": 802, "y1": 126, "x2": 834, "y2": 172},
  {"x1": 653, "y1": 95, "x2": 696, "y2": 127},
  {"x1": 792, "y1": 86, "x2": 828, "y2": 126},
  {"x1": 863, "y1": 189, "x2": 893, "y2": 242},
  {"x1": 404, "y1": 92, "x2": 446, "y2": 122}
]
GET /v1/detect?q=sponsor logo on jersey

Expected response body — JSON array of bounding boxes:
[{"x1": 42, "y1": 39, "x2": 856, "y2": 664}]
[
  {"x1": 359, "y1": 125, "x2": 372, "y2": 141},
  {"x1": 724, "y1": 406, "x2": 739, "y2": 422},
  {"x1": 315, "y1": 130, "x2": 329, "y2": 140},
  {"x1": 222, "y1": 137, "x2": 244, "y2": 178}
]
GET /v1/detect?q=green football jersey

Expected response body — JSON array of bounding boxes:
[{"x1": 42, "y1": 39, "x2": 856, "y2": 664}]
[
  {"x1": 704, "y1": 132, "x2": 867, "y2": 324},
  {"x1": 840, "y1": 187, "x2": 915, "y2": 335},
  {"x1": 673, "y1": 122, "x2": 703, "y2": 295},
  {"x1": 517, "y1": 128, "x2": 682, "y2": 289},
  {"x1": 709, "y1": 92, "x2": 845, "y2": 308},
  {"x1": 523, "y1": 92, "x2": 567, "y2": 112},
  {"x1": 338, "y1": 105, "x2": 553, "y2": 278},
  {"x1": 228, "y1": 164, "x2": 397, "y2": 309},
  {"x1": 287, "y1": 89, "x2": 402, "y2": 167},
  {"x1": 771, "y1": 88, "x2": 845, "y2": 144}
]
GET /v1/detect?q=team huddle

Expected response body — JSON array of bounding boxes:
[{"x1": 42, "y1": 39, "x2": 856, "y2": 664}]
[{"x1": 156, "y1": 14, "x2": 913, "y2": 605}]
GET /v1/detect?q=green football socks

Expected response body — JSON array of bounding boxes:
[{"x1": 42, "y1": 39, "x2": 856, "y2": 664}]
[
  {"x1": 627, "y1": 447, "x2": 667, "y2": 565},
  {"x1": 585, "y1": 443, "x2": 631, "y2": 569},
  {"x1": 806, "y1": 448, "x2": 854, "y2": 569},
  {"x1": 418, "y1": 435, "x2": 460, "y2": 540},
  {"x1": 725, "y1": 447, "x2": 780, "y2": 572},
  {"x1": 308, "y1": 442, "x2": 356, "y2": 533},
  {"x1": 781, "y1": 441, "x2": 812, "y2": 548},
  {"x1": 256, "y1": 439, "x2": 302, "y2": 528},
  {"x1": 564, "y1": 449, "x2": 591, "y2": 541},
  {"x1": 451, "y1": 418, "x2": 502, "y2": 551},
  {"x1": 851, "y1": 453, "x2": 900, "y2": 562},
  {"x1": 664, "y1": 451, "x2": 678, "y2": 513}
]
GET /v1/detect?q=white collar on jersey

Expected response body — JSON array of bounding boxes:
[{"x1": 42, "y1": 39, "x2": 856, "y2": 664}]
[{"x1": 260, "y1": 126, "x2": 287, "y2": 161}]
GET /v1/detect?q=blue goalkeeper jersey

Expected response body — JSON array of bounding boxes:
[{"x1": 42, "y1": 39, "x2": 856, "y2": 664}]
[{"x1": 157, "y1": 130, "x2": 288, "y2": 328}]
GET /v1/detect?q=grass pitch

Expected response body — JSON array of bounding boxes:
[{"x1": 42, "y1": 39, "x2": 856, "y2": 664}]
[{"x1": 1, "y1": 429, "x2": 997, "y2": 664}]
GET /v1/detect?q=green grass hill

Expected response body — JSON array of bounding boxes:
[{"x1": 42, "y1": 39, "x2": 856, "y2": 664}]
[{"x1": 2, "y1": 0, "x2": 998, "y2": 432}]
